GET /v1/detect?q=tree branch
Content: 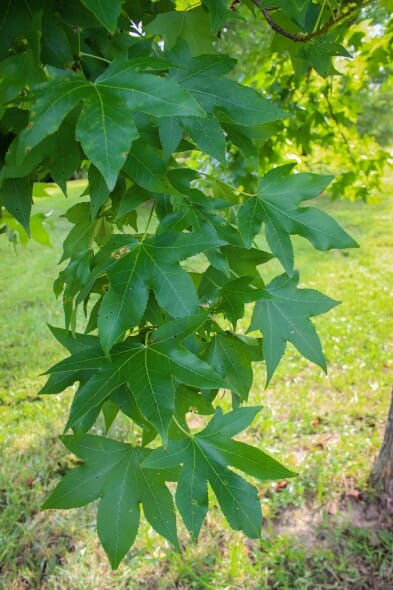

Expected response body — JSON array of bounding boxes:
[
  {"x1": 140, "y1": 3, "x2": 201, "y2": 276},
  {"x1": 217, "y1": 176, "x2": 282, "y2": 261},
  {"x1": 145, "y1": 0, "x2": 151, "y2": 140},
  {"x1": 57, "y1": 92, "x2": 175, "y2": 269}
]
[{"x1": 248, "y1": 0, "x2": 371, "y2": 43}]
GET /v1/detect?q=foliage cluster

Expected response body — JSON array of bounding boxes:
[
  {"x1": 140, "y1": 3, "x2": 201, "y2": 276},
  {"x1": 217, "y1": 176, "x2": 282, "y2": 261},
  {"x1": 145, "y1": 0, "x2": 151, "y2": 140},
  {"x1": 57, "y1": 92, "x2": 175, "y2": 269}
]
[{"x1": 0, "y1": 0, "x2": 387, "y2": 568}]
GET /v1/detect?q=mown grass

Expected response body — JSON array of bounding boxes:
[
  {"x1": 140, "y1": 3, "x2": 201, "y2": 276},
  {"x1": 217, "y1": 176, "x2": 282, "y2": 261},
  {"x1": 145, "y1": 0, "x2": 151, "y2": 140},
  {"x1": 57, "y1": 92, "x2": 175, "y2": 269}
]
[{"x1": 0, "y1": 177, "x2": 392, "y2": 589}]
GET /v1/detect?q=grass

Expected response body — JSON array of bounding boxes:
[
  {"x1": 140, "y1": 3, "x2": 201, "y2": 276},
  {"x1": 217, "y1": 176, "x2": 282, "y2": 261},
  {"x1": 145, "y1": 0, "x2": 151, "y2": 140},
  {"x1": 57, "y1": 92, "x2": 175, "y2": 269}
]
[{"x1": 0, "y1": 177, "x2": 392, "y2": 589}]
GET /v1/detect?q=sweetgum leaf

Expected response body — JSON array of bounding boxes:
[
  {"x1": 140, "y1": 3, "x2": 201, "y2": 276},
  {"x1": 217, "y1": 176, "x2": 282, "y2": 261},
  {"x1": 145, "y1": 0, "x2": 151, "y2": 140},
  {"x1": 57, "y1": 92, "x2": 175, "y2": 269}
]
[
  {"x1": 168, "y1": 43, "x2": 285, "y2": 128},
  {"x1": 145, "y1": 407, "x2": 294, "y2": 539},
  {"x1": 44, "y1": 321, "x2": 225, "y2": 441},
  {"x1": 88, "y1": 166, "x2": 110, "y2": 219},
  {"x1": 204, "y1": 333, "x2": 261, "y2": 401},
  {"x1": 238, "y1": 165, "x2": 358, "y2": 274},
  {"x1": 202, "y1": 0, "x2": 233, "y2": 31},
  {"x1": 17, "y1": 60, "x2": 204, "y2": 190},
  {"x1": 249, "y1": 272, "x2": 339, "y2": 383},
  {"x1": 97, "y1": 230, "x2": 222, "y2": 352},
  {"x1": 0, "y1": 177, "x2": 33, "y2": 235},
  {"x1": 81, "y1": 0, "x2": 123, "y2": 33},
  {"x1": 159, "y1": 117, "x2": 183, "y2": 160},
  {"x1": 145, "y1": 7, "x2": 215, "y2": 56},
  {"x1": 43, "y1": 434, "x2": 179, "y2": 568},
  {"x1": 182, "y1": 115, "x2": 226, "y2": 163}
]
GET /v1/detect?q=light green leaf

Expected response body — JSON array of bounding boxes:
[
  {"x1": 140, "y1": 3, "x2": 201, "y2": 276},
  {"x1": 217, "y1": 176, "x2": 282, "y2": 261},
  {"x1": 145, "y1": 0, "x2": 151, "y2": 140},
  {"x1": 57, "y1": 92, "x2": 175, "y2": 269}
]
[{"x1": 145, "y1": 7, "x2": 215, "y2": 56}]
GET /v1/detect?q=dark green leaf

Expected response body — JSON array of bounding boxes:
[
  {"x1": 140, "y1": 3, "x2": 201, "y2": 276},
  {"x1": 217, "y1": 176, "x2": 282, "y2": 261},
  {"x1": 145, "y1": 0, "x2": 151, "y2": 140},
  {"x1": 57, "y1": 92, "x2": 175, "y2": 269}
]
[
  {"x1": 45, "y1": 325, "x2": 225, "y2": 441},
  {"x1": 145, "y1": 407, "x2": 293, "y2": 539},
  {"x1": 80, "y1": 0, "x2": 123, "y2": 33},
  {"x1": 98, "y1": 230, "x2": 221, "y2": 352},
  {"x1": 43, "y1": 434, "x2": 178, "y2": 568},
  {"x1": 88, "y1": 166, "x2": 109, "y2": 219},
  {"x1": 182, "y1": 115, "x2": 226, "y2": 163},
  {"x1": 249, "y1": 272, "x2": 339, "y2": 383},
  {"x1": 0, "y1": 177, "x2": 32, "y2": 235},
  {"x1": 238, "y1": 166, "x2": 358, "y2": 274}
]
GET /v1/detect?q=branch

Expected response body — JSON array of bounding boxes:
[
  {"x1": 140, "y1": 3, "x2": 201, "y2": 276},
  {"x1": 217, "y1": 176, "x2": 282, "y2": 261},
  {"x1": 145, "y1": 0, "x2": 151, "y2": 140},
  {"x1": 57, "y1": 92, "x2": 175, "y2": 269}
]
[{"x1": 248, "y1": 0, "x2": 371, "y2": 43}]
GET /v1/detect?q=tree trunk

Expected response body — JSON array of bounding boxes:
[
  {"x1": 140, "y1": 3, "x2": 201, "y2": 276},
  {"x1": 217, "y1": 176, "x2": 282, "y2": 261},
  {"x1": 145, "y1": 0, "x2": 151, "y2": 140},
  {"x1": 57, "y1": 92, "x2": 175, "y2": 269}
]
[{"x1": 370, "y1": 388, "x2": 393, "y2": 513}]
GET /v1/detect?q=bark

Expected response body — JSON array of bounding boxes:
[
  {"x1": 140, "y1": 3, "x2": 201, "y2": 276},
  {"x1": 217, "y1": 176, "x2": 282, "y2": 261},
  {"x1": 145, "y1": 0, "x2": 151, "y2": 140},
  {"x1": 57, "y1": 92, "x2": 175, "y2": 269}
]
[{"x1": 370, "y1": 388, "x2": 393, "y2": 513}]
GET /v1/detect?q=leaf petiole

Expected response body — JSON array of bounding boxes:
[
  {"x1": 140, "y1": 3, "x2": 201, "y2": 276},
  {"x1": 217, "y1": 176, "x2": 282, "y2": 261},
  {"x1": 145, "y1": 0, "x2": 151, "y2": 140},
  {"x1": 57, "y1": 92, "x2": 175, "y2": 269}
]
[
  {"x1": 80, "y1": 52, "x2": 111, "y2": 64},
  {"x1": 173, "y1": 416, "x2": 192, "y2": 438}
]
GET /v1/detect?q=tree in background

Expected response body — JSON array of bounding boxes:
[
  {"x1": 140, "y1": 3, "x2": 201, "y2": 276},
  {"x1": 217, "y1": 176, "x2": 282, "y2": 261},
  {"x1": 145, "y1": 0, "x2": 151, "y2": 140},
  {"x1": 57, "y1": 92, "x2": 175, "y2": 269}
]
[
  {"x1": 214, "y1": 1, "x2": 393, "y2": 201},
  {"x1": 0, "y1": 0, "x2": 391, "y2": 569}
]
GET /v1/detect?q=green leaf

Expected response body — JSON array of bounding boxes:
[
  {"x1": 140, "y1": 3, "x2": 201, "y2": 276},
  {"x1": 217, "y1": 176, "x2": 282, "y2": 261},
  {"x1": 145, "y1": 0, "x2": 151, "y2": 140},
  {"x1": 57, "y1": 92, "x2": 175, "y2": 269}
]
[
  {"x1": 123, "y1": 142, "x2": 172, "y2": 193},
  {"x1": 202, "y1": 0, "x2": 233, "y2": 31},
  {"x1": 159, "y1": 117, "x2": 183, "y2": 161},
  {"x1": 204, "y1": 333, "x2": 258, "y2": 401},
  {"x1": 17, "y1": 60, "x2": 204, "y2": 190},
  {"x1": 0, "y1": 50, "x2": 43, "y2": 110},
  {"x1": 222, "y1": 245, "x2": 273, "y2": 280},
  {"x1": 95, "y1": 57, "x2": 205, "y2": 118},
  {"x1": 169, "y1": 44, "x2": 285, "y2": 128},
  {"x1": 75, "y1": 88, "x2": 138, "y2": 191},
  {"x1": 249, "y1": 272, "x2": 339, "y2": 383},
  {"x1": 238, "y1": 166, "x2": 358, "y2": 274},
  {"x1": 80, "y1": 0, "x2": 123, "y2": 33},
  {"x1": 45, "y1": 323, "x2": 225, "y2": 441},
  {"x1": 182, "y1": 115, "x2": 226, "y2": 163},
  {"x1": 145, "y1": 7, "x2": 215, "y2": 56},
  {"x1": 0, "y1": 177, "x2": 33, "y2": 235},
  {"x1": 88, "y1": 166, "x2": 110, "y2": 219},
  {"x1": 115, "y1": 186, "x2": 149, "y2": 221},
  {"x1": 97, "y1": 230, "x2": 221, "y2": 352},
  {"x1": 199, "y1": 267, "x2": 263, "y2": 326},
  {"x1": 145, "y1": 407, "x2": 293, "y2": 539},
  {"x1": 43, "y1": 434, "x2": 179, "y2": 568}
]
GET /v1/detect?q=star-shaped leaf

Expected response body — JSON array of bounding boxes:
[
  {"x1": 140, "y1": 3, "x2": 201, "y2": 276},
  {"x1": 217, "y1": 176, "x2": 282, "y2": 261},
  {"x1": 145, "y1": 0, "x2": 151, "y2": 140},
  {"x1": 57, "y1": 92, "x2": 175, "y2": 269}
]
[
  {"x1": 97, "y1": 229, "x2": 223, "y2": 352},
  {"x1": 17, "y1": 60, "x2": 204, "y2": 190},
  {"x1": 168, "y1": 42, "x2": 285, "y2": 128},
  {"x1": 238, "y1": 165, "x2": 358, "y2": 274},
  {"x1": 44, "y1": 317, "x2": 225, "y2": 441},
  {"x1": 249, "y1": 272, "x2": 339, "y2": 383},
  {"x1": 144, "y1": 407, "x2": 295, "y2": 540},
  {"x1": 43, "y1": 434, "x2": 179, "y2": 569}
]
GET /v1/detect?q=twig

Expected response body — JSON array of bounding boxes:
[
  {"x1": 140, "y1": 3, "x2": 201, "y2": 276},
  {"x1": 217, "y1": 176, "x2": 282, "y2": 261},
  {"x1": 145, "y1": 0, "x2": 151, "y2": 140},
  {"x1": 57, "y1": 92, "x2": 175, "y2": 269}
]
[{"x1": 248, "y1": 0, "x2": 372, "y2": 43}]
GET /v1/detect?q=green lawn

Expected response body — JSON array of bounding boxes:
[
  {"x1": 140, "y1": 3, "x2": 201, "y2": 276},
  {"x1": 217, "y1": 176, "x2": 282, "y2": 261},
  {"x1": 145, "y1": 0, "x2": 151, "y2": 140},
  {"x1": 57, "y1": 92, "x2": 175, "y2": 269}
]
[{"x1": 0, "y1": 178, "x2": 392, "y2": 589}]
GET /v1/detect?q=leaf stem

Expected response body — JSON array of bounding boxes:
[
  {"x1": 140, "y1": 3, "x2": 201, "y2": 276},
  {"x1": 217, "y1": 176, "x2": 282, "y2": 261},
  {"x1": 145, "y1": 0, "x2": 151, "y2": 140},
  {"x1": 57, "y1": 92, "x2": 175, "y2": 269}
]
[
  {"x1": 142, "y1": 202, "x2": 156, "y2": 241},
  {"x1": 173, "y1": 416, "x2": 192, "y2": 438},
  {"x1": 80, "y1": 52, "x2": 111, "y2": 64}
]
